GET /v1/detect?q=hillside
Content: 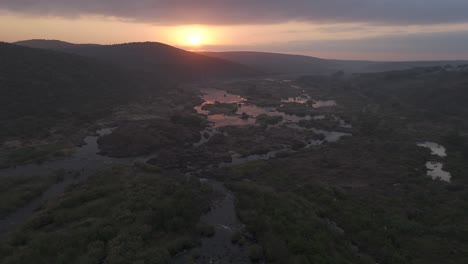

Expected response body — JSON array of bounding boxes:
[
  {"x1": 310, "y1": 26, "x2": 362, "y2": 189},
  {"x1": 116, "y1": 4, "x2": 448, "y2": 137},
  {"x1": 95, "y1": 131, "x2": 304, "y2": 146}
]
[
  {"x1": 201, "y1": 51, "x2": 468, "y2": 75},
  {"x1": 15, "y1": 40, "x2": 261, "y2": 80},
  {"x1": 354, "y1": 66, "x2": 468, "y2": 117},
  {"x1": 0, "y1": 42, "x2": 140, "y2": 140}
]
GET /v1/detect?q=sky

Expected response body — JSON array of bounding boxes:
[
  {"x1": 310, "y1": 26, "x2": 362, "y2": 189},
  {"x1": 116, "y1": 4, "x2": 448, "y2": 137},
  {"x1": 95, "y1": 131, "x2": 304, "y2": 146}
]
[{"x1": 1, "y1": 0, "x2": 468, "y2": 61}]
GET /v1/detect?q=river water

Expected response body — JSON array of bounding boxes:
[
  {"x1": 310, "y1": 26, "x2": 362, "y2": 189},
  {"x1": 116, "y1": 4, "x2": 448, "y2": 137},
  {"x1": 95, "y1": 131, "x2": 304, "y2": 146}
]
[{"x1": 194, "y1": 89, "x2": 351, "y2": 146}]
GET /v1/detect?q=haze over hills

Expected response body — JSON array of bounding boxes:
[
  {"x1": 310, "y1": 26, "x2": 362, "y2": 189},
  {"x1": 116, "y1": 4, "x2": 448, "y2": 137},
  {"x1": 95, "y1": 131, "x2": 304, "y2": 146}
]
[
  {"x1": 201, "y1": 51, "x2": 468, "y2": 75},
  {"x1": 15, "y1": 40, "x2": 468, "y2": 77},
  {"x1": 15, "y1": 40, "x2": 262, "y2": 80},
  {"x1": 200, "y1": 51, "x2": 335, "y2": 75}
]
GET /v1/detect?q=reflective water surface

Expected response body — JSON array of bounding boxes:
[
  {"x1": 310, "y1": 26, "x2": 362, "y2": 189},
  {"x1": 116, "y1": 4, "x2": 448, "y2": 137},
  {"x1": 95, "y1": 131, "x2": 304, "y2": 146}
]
[
  {"x1": 426, "y1": 162, "x2": 451, "y2": 182},
  {"x1": 417, "y1": 142, "x2": 451, "y2": 182},
  {"x1": 417, "y1": 142, "x2": 447, "y2": 157}
]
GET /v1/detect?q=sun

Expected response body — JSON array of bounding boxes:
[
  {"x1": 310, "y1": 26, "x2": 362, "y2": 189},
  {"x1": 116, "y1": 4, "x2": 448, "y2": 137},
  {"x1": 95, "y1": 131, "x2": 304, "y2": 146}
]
[{"x1": 187, "y1": 32, "x2": 203, "y2": 46}]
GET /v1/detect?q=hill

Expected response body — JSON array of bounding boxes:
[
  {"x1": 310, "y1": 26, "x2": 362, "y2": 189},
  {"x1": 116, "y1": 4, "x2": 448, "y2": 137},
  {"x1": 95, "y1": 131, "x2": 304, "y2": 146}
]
[
  {"x1": 200, "y1": 51, "x2": 334, "y2": 75},
  {"x1": 15, "y1": 40, "x2": 261, "y2": 80},
  {"x1": 0, "y1": 42, "x2": 141, "y2": 140},
  {"x1": 200, "y1": 51, "x2": 468, "y2": 75}
]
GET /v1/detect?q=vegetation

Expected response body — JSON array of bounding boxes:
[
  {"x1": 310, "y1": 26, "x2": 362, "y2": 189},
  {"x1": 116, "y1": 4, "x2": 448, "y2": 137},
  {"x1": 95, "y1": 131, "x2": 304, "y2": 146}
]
[
  {"x1": 255, "y1": 114, "x2": 283, "y2": 125},
  {"x1": 133, "y1": 161, "x2": 161, "y2": 173},
  {"x1": 97, "y1": 117, "x2": 204, "y2": 157},
  {"x1": 0, "y1": 171, "x2": 64, "y2": 217},
  {"x1": 248, "y1": 244, "x2": 264, "y2": 262},
  {"x1": 0, "y1": 167, "x2": 213, "y2": 264},
  {"x1": 208, "y1": 125, "x2": 309, "y2": 157},
  {"x1": 201, "y1": 102, "x2": 238, "y2": 115},
  {"x1": 229, "y1": 181, "x2": 370, "y2": 264},
  {"x1": 198, "y1": 68, "x2": 468, "y2": 263},
  {"x1": 0, "y1": 43, "x2": 145, "y2": 142},
  {"x1": 0, "y1": 144, "x2": 71, "y2": 168},
  {"x1": 222, "y1": 137, "x2": 468, "y2": 264}
]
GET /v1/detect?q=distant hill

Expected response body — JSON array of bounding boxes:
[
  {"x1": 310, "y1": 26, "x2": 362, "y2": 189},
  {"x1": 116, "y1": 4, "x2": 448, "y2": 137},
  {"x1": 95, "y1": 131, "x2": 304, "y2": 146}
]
[
  {"x1": 200, "y1": 51, "x2": 468, "y2": 75},
  {"x1": 200, "y1": 51, "x2": 334, "y2": 75},
  {"x1": 14, "y1": 39, "x2": 96, "y2": 50},
  {"x1": 15, "y1": 40, "x2": 262, "y2": 81},
  {"x1": 0, "y1": 42, "x2": 140, "y2": 140},
  {"x1": 357, "y1": 60, "x2": 468, "y2": 73}
]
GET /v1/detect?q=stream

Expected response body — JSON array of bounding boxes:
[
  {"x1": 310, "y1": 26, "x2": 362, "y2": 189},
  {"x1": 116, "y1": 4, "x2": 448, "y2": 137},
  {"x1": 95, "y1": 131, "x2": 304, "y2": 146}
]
[
  {"x1": 0, "y1": 128, "x2": 136, "y2": 239},
  {"x1": 172, "y1": 179, "x2": 251, "y2": 264}
]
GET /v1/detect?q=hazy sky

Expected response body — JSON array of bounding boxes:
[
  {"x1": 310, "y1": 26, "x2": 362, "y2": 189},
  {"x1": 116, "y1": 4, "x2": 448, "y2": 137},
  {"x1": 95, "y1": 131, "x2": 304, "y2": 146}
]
[{"x1": 1, "y1": 0, "x2": 468, "y2": 60}]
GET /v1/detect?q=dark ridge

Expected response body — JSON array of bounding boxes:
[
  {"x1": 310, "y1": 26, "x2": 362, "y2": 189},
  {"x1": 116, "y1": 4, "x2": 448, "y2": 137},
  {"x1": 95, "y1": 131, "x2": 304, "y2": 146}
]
[{"x1": 15, "y1": 40, "x2": 263, "y2": 80}]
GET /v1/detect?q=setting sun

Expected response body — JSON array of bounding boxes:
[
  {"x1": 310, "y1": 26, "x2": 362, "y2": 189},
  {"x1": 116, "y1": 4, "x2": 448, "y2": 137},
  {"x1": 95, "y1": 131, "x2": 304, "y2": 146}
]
[
  {"x1": 166, "y1": 25, "x2": 218, "y2": 48},
  {"x1": 187, "y1": 32, "x2": 203, "y2": 46}
]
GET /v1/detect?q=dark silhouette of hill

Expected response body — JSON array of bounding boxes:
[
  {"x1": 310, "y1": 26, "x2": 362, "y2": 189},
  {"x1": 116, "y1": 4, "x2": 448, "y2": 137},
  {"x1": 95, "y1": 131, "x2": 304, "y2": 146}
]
[
  {"x1": 0, "y1": 42, "x2": 141, "y2": 140},
  {"x1": 15, "y1": 40, "x2": 261, "y2": 80},
  {"x1": 14, "y1": 39, "x2": 95, "y2": 50},
  {"x1": 18, "y1": 40, "x2": 466, "y2": 77},
  {"x1": 200, "y1": 51, "x2": 468, "y2": 75}
]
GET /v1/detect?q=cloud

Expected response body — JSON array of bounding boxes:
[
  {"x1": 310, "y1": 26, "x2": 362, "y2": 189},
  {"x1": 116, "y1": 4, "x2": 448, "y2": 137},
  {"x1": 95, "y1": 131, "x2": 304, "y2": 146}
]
[{"x1": 1, "y1": 0, "x2": 468, "y2": 25}]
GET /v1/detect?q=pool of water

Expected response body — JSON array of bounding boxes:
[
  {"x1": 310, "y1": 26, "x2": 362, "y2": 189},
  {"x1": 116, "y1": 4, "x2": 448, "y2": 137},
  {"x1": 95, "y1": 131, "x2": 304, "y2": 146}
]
[
  {"x1": 417, "y1": 142, "x2": 447, "y2": 157},
  {"x1": 281, "y1": 94, "x2": 338, "y2": 110},
  {"x1": 195, "y1": 89, "x2": 316, "y2": 128},
  {"x1": 193, "y1": 89, "x2": 352, "y2": 151},
  {"x1": 281, "y1": 94, "x2": 311, "y2": 104},
  {"x1": 417, "y1": 142, "x2": 451, "y2": 182},
  {"x1": 426, "y1": 162, "x2": 451, "y2": 182}
]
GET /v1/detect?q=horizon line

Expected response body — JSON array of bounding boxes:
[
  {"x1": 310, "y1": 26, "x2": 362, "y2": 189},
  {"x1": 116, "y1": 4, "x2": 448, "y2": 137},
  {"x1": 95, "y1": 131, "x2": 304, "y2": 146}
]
[{"x1": 9, "y1": 38, "x2": 468, "y2": 63}]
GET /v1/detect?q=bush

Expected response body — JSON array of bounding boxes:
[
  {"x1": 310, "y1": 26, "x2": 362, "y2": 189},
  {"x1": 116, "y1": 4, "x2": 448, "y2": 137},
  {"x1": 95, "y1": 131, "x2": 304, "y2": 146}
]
[
  {"x1": 248, "y1": 244, "x2": 263, "y2": 262},
  {"x1": 255, "y1": 114, "x2": 283, "y2": 125}
]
